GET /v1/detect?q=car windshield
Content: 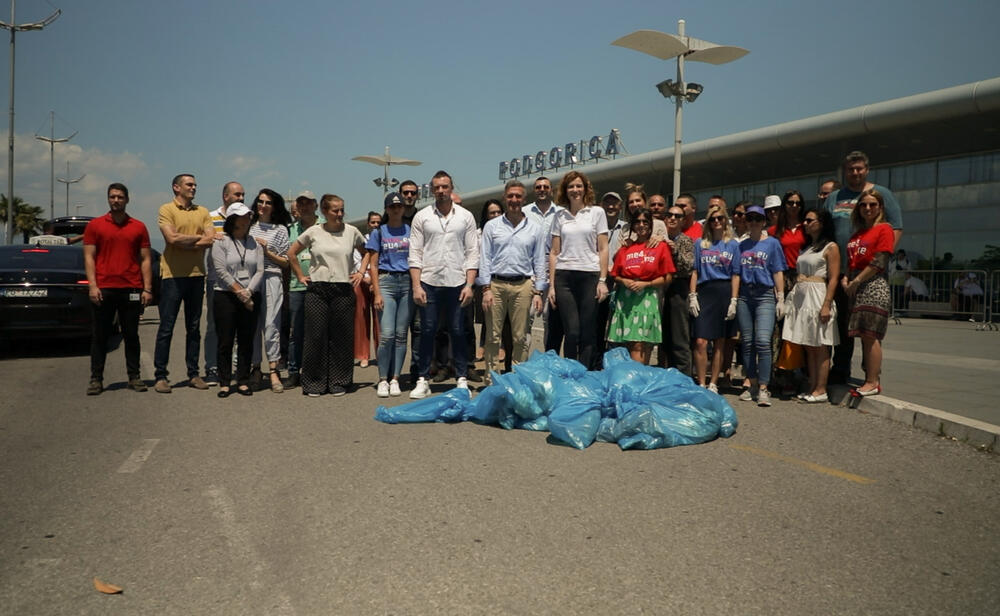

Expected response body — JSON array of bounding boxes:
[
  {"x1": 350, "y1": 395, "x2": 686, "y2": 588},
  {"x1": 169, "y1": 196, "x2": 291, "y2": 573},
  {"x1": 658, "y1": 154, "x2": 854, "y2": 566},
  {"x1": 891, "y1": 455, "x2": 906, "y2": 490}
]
[{"x1": 0, "y1": 247, "x2": 84, "y2": 270}]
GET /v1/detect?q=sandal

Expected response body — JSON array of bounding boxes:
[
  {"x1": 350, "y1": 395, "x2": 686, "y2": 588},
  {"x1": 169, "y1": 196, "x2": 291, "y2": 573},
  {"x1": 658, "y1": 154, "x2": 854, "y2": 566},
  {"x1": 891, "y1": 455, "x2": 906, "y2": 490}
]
[
  {"x1": 269, "y1": 371, "x2": 284, "y2": 394},
  {"x1": 237, "y1": 385, "x2": 253, "y2": 396},
  {"x1": 855, "y1": 384, "x2": 881, "y2": 397},
  {"x1": 217, "y1": 387, "x2": 231, "y2": 399}
]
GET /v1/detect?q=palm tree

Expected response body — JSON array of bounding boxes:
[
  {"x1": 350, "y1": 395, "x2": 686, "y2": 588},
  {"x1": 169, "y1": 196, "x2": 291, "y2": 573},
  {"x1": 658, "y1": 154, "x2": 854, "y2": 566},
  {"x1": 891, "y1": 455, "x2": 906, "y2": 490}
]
[{"x1": 0, "y1": 195, "x2": 46, "y2": 242}]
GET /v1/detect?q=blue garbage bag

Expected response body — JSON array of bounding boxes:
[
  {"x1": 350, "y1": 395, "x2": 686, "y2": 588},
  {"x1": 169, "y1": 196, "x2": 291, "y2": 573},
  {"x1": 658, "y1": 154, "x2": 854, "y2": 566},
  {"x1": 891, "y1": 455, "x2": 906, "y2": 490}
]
[
  {"x1": 547, "y1": 372, "x2": 605, "y2": 449},
  {"x1": 462, "y1": 383, "x2": 508, "y2": 425},
  {"x1": 492, "y1": 370, "x2": 544, "y2": 420},
  {"x1": 374, "y1": 388, "x2": 470, "y2": 424}
]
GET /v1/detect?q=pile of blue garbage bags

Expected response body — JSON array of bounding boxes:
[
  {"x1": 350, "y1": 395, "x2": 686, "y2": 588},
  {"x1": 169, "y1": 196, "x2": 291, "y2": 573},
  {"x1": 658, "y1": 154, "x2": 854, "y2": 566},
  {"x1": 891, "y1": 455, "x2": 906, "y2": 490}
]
[{"x1": 374, "y1": 348, "x2": 738, "y2": 450}]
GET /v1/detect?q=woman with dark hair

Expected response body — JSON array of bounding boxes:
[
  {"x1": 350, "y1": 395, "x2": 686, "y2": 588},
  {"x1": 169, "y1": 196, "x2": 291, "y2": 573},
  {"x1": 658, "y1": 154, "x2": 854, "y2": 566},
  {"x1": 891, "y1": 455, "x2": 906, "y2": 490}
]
[
  {"x1": 607, "y1": 208, "x2": 674, "y2": 364},
  {"x1": 367, "y1": 194, "x2": 411, "y2": 397},
  {"x1": 731, "y1": 200, "x2": 751, "y2": 240},
  {"x1": 288, "y1": 194, "x2": 366, "y2": 397},
  {"x1": 353, "y1": 211, "x2": 381, "y2": 369},
  {"x1": 782, "y1": 209, "x2": 840, "y2": 402},
  {"x1": 250, "y1": 188, "x2": 291, "y2": 392},
  {"x1": 548, "y1": 170, "x2": 609, "y2": 369},
  {"x1": 689, "y1": 203, "x2": 739, "y2": 392},
  {"x1": 843, "y1": 189, "x2": 894, "y2": 397},
  {"x1": 771, "y1": 190, "x2": 807, "y2": 293},
  {"x1": 475, "y1": 199, "x2": 512, "y2": 367},
  {"x1": 211, "y1": 203, "x2": 264, "y2": 397}
]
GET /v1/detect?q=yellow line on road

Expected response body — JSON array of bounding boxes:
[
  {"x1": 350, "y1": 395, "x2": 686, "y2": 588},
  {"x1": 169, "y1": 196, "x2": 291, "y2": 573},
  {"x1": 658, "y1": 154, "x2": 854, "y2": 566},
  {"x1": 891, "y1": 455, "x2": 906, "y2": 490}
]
[{"x1": 728, "y1": 444, "x2": 877, "y2": 484}]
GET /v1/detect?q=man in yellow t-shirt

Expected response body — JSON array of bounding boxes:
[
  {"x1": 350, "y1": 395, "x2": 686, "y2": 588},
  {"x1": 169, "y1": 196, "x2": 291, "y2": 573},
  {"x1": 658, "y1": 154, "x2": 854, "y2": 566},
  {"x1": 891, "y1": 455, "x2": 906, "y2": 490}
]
[{"x1": 153, "y1": 173, "x2": 215, "y2": 393}]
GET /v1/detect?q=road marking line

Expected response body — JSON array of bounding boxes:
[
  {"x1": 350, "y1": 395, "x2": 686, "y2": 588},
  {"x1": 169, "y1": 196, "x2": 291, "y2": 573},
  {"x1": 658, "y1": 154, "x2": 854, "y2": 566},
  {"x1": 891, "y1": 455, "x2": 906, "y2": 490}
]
[
  {"x1": 729, "y1": 444, "x2": 877, "y2": 484},
  {"x1": 203, "y1": 486, "x2": 296, "y2": 615},
  {"x1": 117, "y1": 439, "x2": 160, "y2": 473}
]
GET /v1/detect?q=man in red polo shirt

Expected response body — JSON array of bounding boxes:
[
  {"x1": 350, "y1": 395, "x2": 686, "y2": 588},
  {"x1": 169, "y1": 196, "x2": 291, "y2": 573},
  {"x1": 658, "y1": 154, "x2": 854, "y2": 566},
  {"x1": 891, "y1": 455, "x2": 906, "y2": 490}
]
[{"x1": 83, "y1": 183, "x2": 153, "y2": 395}]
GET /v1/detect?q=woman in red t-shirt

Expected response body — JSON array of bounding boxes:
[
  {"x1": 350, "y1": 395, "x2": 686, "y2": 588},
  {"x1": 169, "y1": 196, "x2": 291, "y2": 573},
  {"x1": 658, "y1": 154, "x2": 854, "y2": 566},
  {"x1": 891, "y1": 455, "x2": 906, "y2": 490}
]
[
  {"x1": 607, "y1": 208, "x2": 675, "y2": 364},
  {"x1": 843, "y1": 189, "x2": 895, "y2": 397},
  {"x1": 770, "y1": 190, "x2": 807, "y2": 293}
]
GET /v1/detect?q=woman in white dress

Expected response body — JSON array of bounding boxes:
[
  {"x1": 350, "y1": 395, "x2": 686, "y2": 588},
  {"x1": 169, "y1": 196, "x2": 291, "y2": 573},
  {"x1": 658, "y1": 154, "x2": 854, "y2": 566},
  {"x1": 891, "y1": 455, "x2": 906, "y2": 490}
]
[{"x1": 781, "y1": 209, "x2": 840, "y2": 403}]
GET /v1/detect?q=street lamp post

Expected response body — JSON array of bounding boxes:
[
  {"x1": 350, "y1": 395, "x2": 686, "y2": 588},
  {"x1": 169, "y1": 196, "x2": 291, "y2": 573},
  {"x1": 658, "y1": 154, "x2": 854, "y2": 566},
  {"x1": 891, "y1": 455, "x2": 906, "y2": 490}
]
[
  {"x1": 352, "y1": 146, "x2": 422, "y2": 196},
  {"x1": 612, "y1": 20, "x2": 747, "y2": 204},
  {"x1": 35, "y1": 110, "x2": 77, "y2": 220},
  {"x1": 1, "y1": 0, "x2": 61, "y2": 243},
  {"x1": 57, "y1": 161, "x2": 84, "y2": 216}
]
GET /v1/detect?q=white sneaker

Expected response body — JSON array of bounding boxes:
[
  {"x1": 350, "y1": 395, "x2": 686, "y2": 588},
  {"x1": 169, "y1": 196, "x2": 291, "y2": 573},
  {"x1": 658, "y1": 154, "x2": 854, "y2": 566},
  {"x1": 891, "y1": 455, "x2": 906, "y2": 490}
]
[
  {"x1": 739, "y1": 387, "x2": 754, "y2": 402},
  {"x1": 410, "y1": 377, "x2": 430, "y2": 399},
  {"x1": 456, "y1": 377, "x2": 469, "y2": 390},
  {"x1": 758, "y1": 388, "x2": 772, "y2": 407},
  {"x1": 707, "y1": 382, "x2": 718, "y2": 393},
  {"x1": 376, "y1": 380, "x2": 390, "y2": 398},
  {"x1": 389, "y1": 379, "x2": 401, "y2": 396}
]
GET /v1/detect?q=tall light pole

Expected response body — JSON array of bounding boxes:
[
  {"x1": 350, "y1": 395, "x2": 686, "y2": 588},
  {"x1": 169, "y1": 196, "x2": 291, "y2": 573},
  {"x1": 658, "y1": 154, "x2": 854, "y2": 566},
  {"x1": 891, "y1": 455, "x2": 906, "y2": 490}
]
[
  {"x1": 57, "y1": 161, "x2": 84, "y2": 216},
  {"x1": 35, "y1": 111, "x2": 76, "y2": 220},
  {"x1": 613, "y1": 20, "x2": 747, "y2": 204},
  {"x1": 352, "y1": 146, "x2": 422, "y2": 195},
  {"x1": 1, "y1": 1, "x2": 61, "y2": 243}
]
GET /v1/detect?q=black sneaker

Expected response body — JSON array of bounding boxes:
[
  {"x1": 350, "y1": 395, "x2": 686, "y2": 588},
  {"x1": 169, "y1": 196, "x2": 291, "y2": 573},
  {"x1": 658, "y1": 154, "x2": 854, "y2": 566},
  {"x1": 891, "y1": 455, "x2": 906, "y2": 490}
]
[
  {"x1": 204, "y1": 370, "x2": 219, "y2": 387},
  {"x1": 86, "y1": 378, "x2": 103, "y2": 395},
  {"x1": 127, "y1": 377, "x2": 147, "y2": 392},
  {"x1": 432, "y1": 368, "x2": 450, "y2": 383},
  {"x1": 465, "y1": 369, "x2": 483, "y2": 383},
  {"x1": 330, "y1": 385, "x2": 346, "y2": 397},
  {"x1": 282, "y1": 373, "x2": 300, "y2": 389}
]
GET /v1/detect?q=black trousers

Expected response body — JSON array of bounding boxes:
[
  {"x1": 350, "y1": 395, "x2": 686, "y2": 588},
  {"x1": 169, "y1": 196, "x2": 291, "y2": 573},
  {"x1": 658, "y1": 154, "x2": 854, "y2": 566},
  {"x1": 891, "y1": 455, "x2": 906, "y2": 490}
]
[
  {"x1": 831, "y1": 281, "x2": 854, "y2": 380},
  {"x1": 554, "y1": 270, "x2": 600, "y2": 370},
  {"x1": 90, "y1": 287, "x2": 142, "y2": 380},
  {"x1": 659, "y1": 278, "x2": 692, "y2": 375},
  {"x1": 302, "y1": 282, "x2": 355, "y2": 394},
  {"x1": 214, "y1": 290, "x2": 260, "y2": 387}
]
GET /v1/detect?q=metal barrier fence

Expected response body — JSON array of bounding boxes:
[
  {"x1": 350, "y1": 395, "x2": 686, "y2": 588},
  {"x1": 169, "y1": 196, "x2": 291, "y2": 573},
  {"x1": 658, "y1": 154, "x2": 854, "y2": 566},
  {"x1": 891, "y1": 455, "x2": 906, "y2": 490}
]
[{"x1": 889, "y1": 269, "x2": 993, "y2": 326}]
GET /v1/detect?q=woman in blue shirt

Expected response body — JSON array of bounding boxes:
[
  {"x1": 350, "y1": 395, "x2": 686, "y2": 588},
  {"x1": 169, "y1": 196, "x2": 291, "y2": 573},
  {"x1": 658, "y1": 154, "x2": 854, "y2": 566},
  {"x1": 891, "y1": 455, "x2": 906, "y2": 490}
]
[
  {"x1": 689, "y1": 203, "x2": 740, "y2": 393},
  {"x1": 365, "y1": 192, "x2": 412, "y2": 397},
  {"x1": 735, "y1": 205, "x2": 786, "y2": 406}
]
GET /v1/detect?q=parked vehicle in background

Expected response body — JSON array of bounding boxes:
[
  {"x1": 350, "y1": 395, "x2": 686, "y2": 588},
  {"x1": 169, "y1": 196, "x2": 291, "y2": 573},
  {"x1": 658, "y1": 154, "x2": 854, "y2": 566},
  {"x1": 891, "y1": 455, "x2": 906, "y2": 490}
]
[{"x1": 0, "y1": 244, "x2": 92, "y2": 340}]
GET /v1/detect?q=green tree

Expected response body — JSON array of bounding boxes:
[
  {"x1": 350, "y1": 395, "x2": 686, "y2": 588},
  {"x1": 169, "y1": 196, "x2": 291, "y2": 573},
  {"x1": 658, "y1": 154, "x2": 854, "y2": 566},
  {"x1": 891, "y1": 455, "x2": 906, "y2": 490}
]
[{"x1": 0, "y1": 194, "x2": 45, "y2": 243}]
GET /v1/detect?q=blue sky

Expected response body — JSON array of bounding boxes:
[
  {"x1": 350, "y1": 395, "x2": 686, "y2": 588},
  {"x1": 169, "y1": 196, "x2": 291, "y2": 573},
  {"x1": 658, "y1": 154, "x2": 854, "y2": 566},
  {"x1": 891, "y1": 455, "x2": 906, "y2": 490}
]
[{"x1": 3, "y1": 0, "x2": 999, "y2": 248}]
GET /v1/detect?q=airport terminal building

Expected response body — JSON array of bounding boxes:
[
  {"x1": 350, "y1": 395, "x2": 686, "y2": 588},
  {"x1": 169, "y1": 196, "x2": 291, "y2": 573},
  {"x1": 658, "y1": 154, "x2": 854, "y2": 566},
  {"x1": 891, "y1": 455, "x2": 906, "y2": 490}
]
[{"x1": 453, "y1": 76, "x2": 1000, "y2": 270}]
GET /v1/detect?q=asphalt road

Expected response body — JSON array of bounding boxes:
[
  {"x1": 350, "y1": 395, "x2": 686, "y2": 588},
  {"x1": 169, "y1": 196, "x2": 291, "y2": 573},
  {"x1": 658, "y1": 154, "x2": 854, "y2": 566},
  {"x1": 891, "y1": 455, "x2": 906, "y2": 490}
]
[{"x1": 1, "y1": 312, "x2": 998, "y2": 615}]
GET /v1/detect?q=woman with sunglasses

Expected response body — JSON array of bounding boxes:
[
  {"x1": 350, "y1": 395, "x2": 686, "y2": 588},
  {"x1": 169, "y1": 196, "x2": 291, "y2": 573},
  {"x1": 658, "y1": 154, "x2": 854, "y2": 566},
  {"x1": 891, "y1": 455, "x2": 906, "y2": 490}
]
[
  {"x1": 366, "y1": 193, "x2": 412, "y2": 397},
  {"x1": 689, "y1": 204, "x2": 739, "y2": 392},
  {"x1": 548, "y1": 171, "x2": 609, "y2": 370},
  {"x1": 249, "y1": 189, "x2": 291, "y2": 393},
  {"x1": 735, "y1": 205, "x2": 786, "y2": 406},
  {"x1": 782, "y1": 209, "x2": 840, "y2": 402},
  {"x1": 607, "y1": 208, "x2": 674, "y2": 364},
  {"x1": 772, "y1": 190, "x2": 807, "y2": 293},
  {"x1": 843, "y1": 189, "x2": 894, "y2": 397}
]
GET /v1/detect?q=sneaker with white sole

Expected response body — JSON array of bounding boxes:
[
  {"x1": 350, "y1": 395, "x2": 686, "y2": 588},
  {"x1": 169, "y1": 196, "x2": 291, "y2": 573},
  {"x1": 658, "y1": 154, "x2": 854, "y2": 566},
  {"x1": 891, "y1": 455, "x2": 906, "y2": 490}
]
[
  {"x1": 410, "y1": 377, "x2": 430, "y2": 399},
  {"x1": 376, "y1": 380, "x2": 390, "y2": 397},
  {"x1": 739, "y1": 387, "x2": 754, "y2": 402},
  {"x1": 456, "y1": 377, "x2": 469, "y2": 390},
  {"x1": 757, "y1": 388, "x2": 772, "y2": 407},
  {"x1": 707, "y1": 382, "x2": 718, "y2": 394},
  {"x1": 388, "y1": 379, "x2": 401, "y2": 396}
]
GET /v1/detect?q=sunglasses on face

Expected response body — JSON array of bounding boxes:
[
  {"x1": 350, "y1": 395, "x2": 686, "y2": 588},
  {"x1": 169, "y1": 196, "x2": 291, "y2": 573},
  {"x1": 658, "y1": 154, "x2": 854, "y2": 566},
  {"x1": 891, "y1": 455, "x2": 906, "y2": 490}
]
[
  {"x1": 401, "y1": 190, "x2": 417, "y2": 196},
  {"x1": 732, "y1": 211, "x2": 745, "y2": 217},
  {"x1": 859, "y1": 202, "x2": 880, "y2": 209},
  {"x1": 709, "y1": 215, "x2": 726, "y2": 222},
  {"x1": 804, "y1": 217, "x2": 818, "y2": 223},
  {"x1": 665, "y1": 212, "x2": 684, "y2": 219},
  {"x1": 786, "y1": 200, "x2": 802, "y2": 206}
]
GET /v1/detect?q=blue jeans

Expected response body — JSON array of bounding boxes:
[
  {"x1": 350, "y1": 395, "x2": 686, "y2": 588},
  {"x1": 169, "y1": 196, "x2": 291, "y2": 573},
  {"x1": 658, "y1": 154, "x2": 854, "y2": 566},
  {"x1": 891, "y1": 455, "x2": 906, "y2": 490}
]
[
  {"x1": 737, "y1": 285, "x2": 777, "y2": 385},
  {"x1": 376, "y1": 272, "x2": 413, "y2": 380},
  {"x1": 287, "y1": 290, "x2": 306, "y2": 375},
  {"x1": 418, "y1": 283, "x2": 466, "y2": 378},
  {"x1": 154, "y1": 276, "x2": 205, "y2": 381}
]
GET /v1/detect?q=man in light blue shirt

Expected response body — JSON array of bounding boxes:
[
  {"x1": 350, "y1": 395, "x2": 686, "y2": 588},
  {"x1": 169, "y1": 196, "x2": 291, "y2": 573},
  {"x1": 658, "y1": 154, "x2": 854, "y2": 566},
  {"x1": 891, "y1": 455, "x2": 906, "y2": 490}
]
[
  {"x1": 478, "y1": 179, "x2": 547, "y2": 375},
  {"x1": 524, "y1": 176, "x2": 564, "y2": 353}
]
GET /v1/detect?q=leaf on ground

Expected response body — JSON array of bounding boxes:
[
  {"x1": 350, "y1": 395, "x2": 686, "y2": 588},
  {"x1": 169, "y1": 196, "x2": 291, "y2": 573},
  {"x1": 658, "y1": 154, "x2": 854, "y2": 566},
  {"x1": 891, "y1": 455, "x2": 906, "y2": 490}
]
[{"x1": 93, "y1": 577, "x2": 123, "y2": 594}]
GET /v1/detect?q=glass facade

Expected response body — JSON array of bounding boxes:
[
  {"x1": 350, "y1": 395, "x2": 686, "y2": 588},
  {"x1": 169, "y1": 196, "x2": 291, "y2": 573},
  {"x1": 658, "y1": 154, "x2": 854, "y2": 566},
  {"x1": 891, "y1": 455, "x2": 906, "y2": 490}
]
[{"x1": 689, "y1": 150, "x2": 1000, "y2": 269}]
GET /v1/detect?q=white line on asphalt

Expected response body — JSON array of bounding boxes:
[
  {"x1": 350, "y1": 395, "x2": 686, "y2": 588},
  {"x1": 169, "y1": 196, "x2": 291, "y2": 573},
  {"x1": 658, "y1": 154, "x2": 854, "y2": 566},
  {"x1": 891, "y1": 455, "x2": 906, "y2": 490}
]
[
  {"x1": 117, "y1": 439, "x2": 161, "y2": 473},
  {"x1": 203, "y1": 486, "x2": 296, "y2": 615}
]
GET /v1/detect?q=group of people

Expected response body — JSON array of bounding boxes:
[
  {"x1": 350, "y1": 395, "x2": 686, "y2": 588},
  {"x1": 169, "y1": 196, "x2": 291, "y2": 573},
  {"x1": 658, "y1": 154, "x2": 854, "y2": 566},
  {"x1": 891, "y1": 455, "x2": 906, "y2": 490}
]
[{"x1": 83, "y1": 149, "x2": 902, "y2": 406}]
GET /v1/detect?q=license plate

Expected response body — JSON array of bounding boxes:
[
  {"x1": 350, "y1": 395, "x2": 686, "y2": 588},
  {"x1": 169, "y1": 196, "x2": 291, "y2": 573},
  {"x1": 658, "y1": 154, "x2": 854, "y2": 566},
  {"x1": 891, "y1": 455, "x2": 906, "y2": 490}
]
[{"x1": 2, "y1": 287, "x2": 48, "y2": 298}]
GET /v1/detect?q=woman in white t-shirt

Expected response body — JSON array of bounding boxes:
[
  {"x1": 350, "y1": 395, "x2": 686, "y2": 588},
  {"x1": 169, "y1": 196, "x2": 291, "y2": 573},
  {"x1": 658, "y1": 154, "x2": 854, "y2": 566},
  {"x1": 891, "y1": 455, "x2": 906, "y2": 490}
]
[
  {"x1": 288, "y1": 194, "x2": 366, "y2": 397},
  {"x1": 547, "y1": 171, "x2": 609, "y2": 370}
]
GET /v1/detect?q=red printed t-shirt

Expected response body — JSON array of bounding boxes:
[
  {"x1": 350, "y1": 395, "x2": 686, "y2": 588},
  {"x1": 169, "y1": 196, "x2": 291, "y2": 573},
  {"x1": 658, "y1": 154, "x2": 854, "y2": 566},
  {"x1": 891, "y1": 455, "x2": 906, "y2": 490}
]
[
  {"x1": 768, "y1": 224, "x2": 806, "y2": 269},
  {"x1": 611, "y1": 242, "x2": 676, "y2": 282},
  {"x1": 83, "y1": 213, "x2": 151, "y2": 288},
  {"x1": 846, "y1": 223, "x2": 894, "y2": 272}
]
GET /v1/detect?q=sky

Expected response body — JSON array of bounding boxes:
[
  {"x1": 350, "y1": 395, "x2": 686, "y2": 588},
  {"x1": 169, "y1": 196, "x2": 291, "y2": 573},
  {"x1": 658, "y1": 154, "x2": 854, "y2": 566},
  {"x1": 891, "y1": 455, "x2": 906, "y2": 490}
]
[{"x1": 2, "y1": 0, "x2": 999, "y2": 248}]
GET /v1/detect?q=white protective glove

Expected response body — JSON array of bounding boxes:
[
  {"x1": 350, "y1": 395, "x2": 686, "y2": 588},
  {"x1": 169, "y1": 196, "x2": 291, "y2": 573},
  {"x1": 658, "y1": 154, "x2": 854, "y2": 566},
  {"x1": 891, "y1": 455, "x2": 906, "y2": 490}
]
[
  {"x1": 726, "y1": 297, "x2": 738, "y2": 320},
  {"x1": 688, "y1": 292, "x2": 700, "y2": 317}
]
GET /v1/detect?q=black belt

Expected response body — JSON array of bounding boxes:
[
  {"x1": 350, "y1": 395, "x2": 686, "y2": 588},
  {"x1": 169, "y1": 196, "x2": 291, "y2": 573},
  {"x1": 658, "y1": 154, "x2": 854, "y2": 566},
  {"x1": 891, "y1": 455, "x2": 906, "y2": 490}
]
[
  {"x1": 492, "y1": 274, "x2": 529, "y2": 283},
  {"x1": 378, "y1": 270, "x2": 408, "y2": 275}
]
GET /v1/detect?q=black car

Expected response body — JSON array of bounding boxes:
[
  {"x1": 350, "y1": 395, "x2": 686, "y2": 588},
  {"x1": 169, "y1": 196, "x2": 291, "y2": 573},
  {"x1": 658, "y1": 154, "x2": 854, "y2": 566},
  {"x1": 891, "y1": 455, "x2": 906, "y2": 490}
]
[{"x1": 0, "y1": 244, "x2": 93, "y2": 340}]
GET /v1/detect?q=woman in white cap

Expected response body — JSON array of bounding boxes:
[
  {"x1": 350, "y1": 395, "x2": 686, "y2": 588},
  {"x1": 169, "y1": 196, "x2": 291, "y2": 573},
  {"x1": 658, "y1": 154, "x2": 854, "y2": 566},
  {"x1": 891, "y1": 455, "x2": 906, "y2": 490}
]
[{"x1": 211, "y1": 203, "x2": 264, "y2": 397}]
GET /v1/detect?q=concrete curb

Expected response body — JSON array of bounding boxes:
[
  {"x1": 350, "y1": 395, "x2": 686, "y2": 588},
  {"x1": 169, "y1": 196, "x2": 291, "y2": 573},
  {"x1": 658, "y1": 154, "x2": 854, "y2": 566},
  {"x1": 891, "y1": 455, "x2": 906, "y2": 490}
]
[{"x1": 828, "y1": 385, "x2": 999, "y2": 452}]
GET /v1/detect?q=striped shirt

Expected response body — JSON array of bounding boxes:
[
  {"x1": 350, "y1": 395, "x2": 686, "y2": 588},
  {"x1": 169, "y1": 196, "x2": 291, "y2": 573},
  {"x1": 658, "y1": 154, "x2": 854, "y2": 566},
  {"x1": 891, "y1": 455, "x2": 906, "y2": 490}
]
[{"x1": 250, "y1": 222, "x2": 290, "y2": 276}]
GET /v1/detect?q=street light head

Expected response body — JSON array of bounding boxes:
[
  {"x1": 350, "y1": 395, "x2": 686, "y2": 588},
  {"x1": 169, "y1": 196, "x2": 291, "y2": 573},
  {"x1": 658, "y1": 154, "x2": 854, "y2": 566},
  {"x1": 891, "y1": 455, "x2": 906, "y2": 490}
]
[
  {"x1": 685, "y1": 83, "x2": 704, "y2": 102},
  {"x1": 656, "y1": 79, "x2": 675, "y2": 99},
  {"x1": 373, "y1": 178, "x2": 383, "y2": 187}
]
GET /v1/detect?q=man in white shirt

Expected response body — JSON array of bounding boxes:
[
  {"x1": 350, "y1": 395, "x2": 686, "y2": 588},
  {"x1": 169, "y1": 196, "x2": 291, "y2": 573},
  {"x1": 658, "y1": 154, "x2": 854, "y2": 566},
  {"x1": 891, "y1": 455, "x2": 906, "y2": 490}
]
[
  {"x1": 408, "y1": 170, "x2": 479, "y2": 398},
  {"x1": 524, "y1": 176, "x2": 565, "y2": 353}
]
